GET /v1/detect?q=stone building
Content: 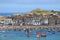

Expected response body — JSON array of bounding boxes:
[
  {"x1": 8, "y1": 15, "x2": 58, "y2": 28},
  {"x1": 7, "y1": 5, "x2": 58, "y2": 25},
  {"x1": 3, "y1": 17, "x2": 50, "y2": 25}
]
[
  {"x1": 42, "y1": 14, "x2": 49, "y2": 25},
  {"x1": 48, "y1": 13, "x2": 58, "y2": 25},
  {"x1": 0, "y1": 16, "x2": 5, "y2": 25},
  {"x1": 24, "y1": 13, "x2": 43, "y2": 26},
  {"x1": 12, "y1": 14, "x2": 23, "y2": 26},
  {"x1": 4, "y1": 16, "x2": 13, "y2": 25}
]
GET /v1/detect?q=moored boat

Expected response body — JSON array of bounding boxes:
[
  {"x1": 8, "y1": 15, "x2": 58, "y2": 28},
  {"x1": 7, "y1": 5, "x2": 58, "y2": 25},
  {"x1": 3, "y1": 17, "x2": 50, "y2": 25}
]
[{"x1": 41, "y1": 34, "x2": 46, "y2": 37}]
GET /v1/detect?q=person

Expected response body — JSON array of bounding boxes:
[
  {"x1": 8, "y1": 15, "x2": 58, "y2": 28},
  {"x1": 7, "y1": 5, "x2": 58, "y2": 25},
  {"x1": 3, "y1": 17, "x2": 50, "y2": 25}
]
[
  {"x1": 36, "y1": 32, "x2": 40, "y2": 38},
  {"x1": 27, "y1": 31, "x2": 30, "y2": 37},
  {"x1": 26, "y1": 29, "x2": 30, "y2": 37}
]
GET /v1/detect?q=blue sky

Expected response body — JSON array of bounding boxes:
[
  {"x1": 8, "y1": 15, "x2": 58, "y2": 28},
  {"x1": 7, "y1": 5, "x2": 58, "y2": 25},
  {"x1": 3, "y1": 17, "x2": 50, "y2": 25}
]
[{"x1": 0, "y1": 0, "x2": 60, "y2": 13}]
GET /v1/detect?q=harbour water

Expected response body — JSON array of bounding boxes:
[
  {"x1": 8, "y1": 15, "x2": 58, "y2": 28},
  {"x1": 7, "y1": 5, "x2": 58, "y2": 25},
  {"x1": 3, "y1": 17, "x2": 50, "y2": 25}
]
[{"x1": 0, "y1": 28, "x2": 60, "y2": 40}]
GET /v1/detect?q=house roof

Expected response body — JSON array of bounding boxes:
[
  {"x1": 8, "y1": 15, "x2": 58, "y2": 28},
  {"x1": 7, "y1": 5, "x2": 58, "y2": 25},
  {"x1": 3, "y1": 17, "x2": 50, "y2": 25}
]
[
  {"x1": 57, "y1": 18, "x2": 60, "y2": 20},
  {"x1": 13, "y1": 14, "x2": 21, "y2": 16},
  {"x1": 0, "y1": 16, "x2": 6, "y2": 19}
]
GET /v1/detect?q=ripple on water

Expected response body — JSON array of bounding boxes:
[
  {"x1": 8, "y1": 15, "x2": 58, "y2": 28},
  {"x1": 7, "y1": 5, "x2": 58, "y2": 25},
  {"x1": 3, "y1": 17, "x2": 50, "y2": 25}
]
[{"x1": 0, "y1": 29, "x2": 60, "y2": 40}]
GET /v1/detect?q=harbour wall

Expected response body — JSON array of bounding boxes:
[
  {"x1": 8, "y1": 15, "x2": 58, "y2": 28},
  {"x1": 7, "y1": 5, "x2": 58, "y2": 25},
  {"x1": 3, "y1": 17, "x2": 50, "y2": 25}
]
[{"x1": 0, "y1": 25, "x2": 60, "y2": 30}]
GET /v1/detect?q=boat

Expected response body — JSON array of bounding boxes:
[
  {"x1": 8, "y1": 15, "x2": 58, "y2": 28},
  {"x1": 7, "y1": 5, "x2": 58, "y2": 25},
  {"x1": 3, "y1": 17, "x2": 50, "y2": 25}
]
[
  {"x1": 41, "y1": 34, "x2": 46, "y2": 37},
  {"x1": 58, "y1": 30, "x2": 60, "y2": 32}
]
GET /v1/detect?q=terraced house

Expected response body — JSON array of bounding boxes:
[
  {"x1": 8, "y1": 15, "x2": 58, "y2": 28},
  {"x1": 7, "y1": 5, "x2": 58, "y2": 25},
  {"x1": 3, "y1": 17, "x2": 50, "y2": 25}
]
[
  {"x1": 0, "y1": 16, "x2": 5, "y2": 26},
  {"x1": 0, "y1": 9, "x2": 60, "y2": 27},
  {"x1": 4, "y1": 16, "x2": 13, "y2": 25},
  {"x1": 24, "y1": 13, "x2": 43, "y2": 26},
  {"x1": 12, "y1": 14, "x2": 24, "y2": 26}
]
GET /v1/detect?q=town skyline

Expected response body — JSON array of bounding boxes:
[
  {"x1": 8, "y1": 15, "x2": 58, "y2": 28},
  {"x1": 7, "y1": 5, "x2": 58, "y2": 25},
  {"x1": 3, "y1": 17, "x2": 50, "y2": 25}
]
[{"x1": 0, "y1": 10, "x2": 60, "y2": 29}]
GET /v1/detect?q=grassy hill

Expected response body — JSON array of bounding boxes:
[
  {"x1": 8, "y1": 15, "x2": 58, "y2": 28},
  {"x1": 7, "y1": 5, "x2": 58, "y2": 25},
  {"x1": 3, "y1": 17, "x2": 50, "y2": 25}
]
[{"x1": 27, "y1": 8, "x2": 58, "y2": 15}]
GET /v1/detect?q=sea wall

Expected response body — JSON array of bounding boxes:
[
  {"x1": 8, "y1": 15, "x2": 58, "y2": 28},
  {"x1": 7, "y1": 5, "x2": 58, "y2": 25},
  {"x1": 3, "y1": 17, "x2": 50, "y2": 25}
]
[{"x1": 0, "y1": 25, "x2": 60, "y2": 30}]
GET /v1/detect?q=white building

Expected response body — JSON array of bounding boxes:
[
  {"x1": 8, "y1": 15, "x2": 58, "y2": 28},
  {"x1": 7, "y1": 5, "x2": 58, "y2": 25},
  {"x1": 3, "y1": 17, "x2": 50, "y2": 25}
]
[
  {"x1": 0, "y1": 16, "x2": 5, "y2": 25},
  {"x1": 4, "y1": 19, "x2": 13, "y2": 25},
  {"x1": 0, "y1": 19, "x2": 4, "y2": 25},
  {"x1": 42, "y1": 15, "x2": 49, "y2": 25},
  {"x1": 32, "y1": 19, "x2": 41, "y2": 25},
  {"x1": 24, "y1": 13, "x2": 42, "y2": 26},
  {"x1": 4, "y1": 16, "x2": 13, "y2": 25},
  {"x1": 12, "y1": 14, "x2": 23, "y2": 26}
]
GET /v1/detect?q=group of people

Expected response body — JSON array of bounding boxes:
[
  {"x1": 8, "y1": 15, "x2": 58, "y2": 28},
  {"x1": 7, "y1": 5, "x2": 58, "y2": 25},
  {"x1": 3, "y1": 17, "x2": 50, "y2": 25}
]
[
  {"x1": 27, "y1": 31, "x2": 41, "y2": 38},
  {"x1": 3, "y1": 28, "x2": 60, "y2": 38},
  {"x1": 26, "y1": 28, "x2": 60, "y2": 38},
  {"x1": 27, "y1": 31, "x2": 46, "y2": 38}
]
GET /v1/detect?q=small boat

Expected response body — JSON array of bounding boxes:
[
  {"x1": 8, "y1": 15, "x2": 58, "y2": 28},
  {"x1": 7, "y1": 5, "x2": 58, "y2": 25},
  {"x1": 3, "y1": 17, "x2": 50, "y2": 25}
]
[
  {"x1": 14, "y1": 29, "x2": 16, "y2": 31},
  {"x1": 52, "y1": 29, "x2": 55, "y2": 34},
  {"x1": 48, "y1": 30, "x2": 51, "y2": 32},
  {"x1": 18, "y1": 29, "x2": 21, "y2": 31},
  {"x1": 52, "y1": 31, "x2": 55, "y2": 34},
  {"x1": 8, "y1": 29, "x2": 11, "y2": 31},
  {"x1": 41, "y1": 34, "x2": 46, "y2": 37},
  {"x1": 48, "y1": 28, "x2": 55, "y2": 32},
  {"x1": 58, "y1": 30, "x2": 60, "y2": 32},
  {"x1": 47, "y1": 28, "x2": 51, "y2": 32}
]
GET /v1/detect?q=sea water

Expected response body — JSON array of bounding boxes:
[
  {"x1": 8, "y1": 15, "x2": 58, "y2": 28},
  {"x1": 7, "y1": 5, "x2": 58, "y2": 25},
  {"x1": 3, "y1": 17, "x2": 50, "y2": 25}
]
[{"x1": 0, "y1": 29, "x2": 60, "y2": 40}]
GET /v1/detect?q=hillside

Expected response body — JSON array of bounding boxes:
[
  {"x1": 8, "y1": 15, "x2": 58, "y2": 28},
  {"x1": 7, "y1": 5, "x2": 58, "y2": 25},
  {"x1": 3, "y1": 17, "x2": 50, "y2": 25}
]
[{"x1": 28, "y1": 8, "x2": 58, "y2": 15}]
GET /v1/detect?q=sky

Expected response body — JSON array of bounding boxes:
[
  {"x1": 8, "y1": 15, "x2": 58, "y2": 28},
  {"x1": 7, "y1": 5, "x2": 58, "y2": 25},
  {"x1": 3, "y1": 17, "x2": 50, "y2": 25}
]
[{"x1": 0, "y1": 0, "x2": 60, "y2": 14}]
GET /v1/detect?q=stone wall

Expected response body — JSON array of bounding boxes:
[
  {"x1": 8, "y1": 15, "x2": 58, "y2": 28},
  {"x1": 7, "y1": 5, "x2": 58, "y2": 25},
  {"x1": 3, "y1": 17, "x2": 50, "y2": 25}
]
[{"x1": 0, "y1": 25, "x2": 60, "y2": 30}]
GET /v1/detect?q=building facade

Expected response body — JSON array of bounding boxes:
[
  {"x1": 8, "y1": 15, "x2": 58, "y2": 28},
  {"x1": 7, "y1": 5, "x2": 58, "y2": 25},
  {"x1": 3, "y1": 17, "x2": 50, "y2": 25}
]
[
  {"x1": 12, "y1": 14, "x2": 23, "y2": 26},
  {"x1": 0, "y1": 12, "x2": 60, "y2": 26}
]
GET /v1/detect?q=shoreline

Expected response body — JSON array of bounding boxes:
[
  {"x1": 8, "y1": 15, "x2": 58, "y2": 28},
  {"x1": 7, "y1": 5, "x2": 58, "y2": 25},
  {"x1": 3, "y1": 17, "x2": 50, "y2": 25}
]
[{"x1": 0, "y1": 25, "x2": 60, "y2": 30}]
